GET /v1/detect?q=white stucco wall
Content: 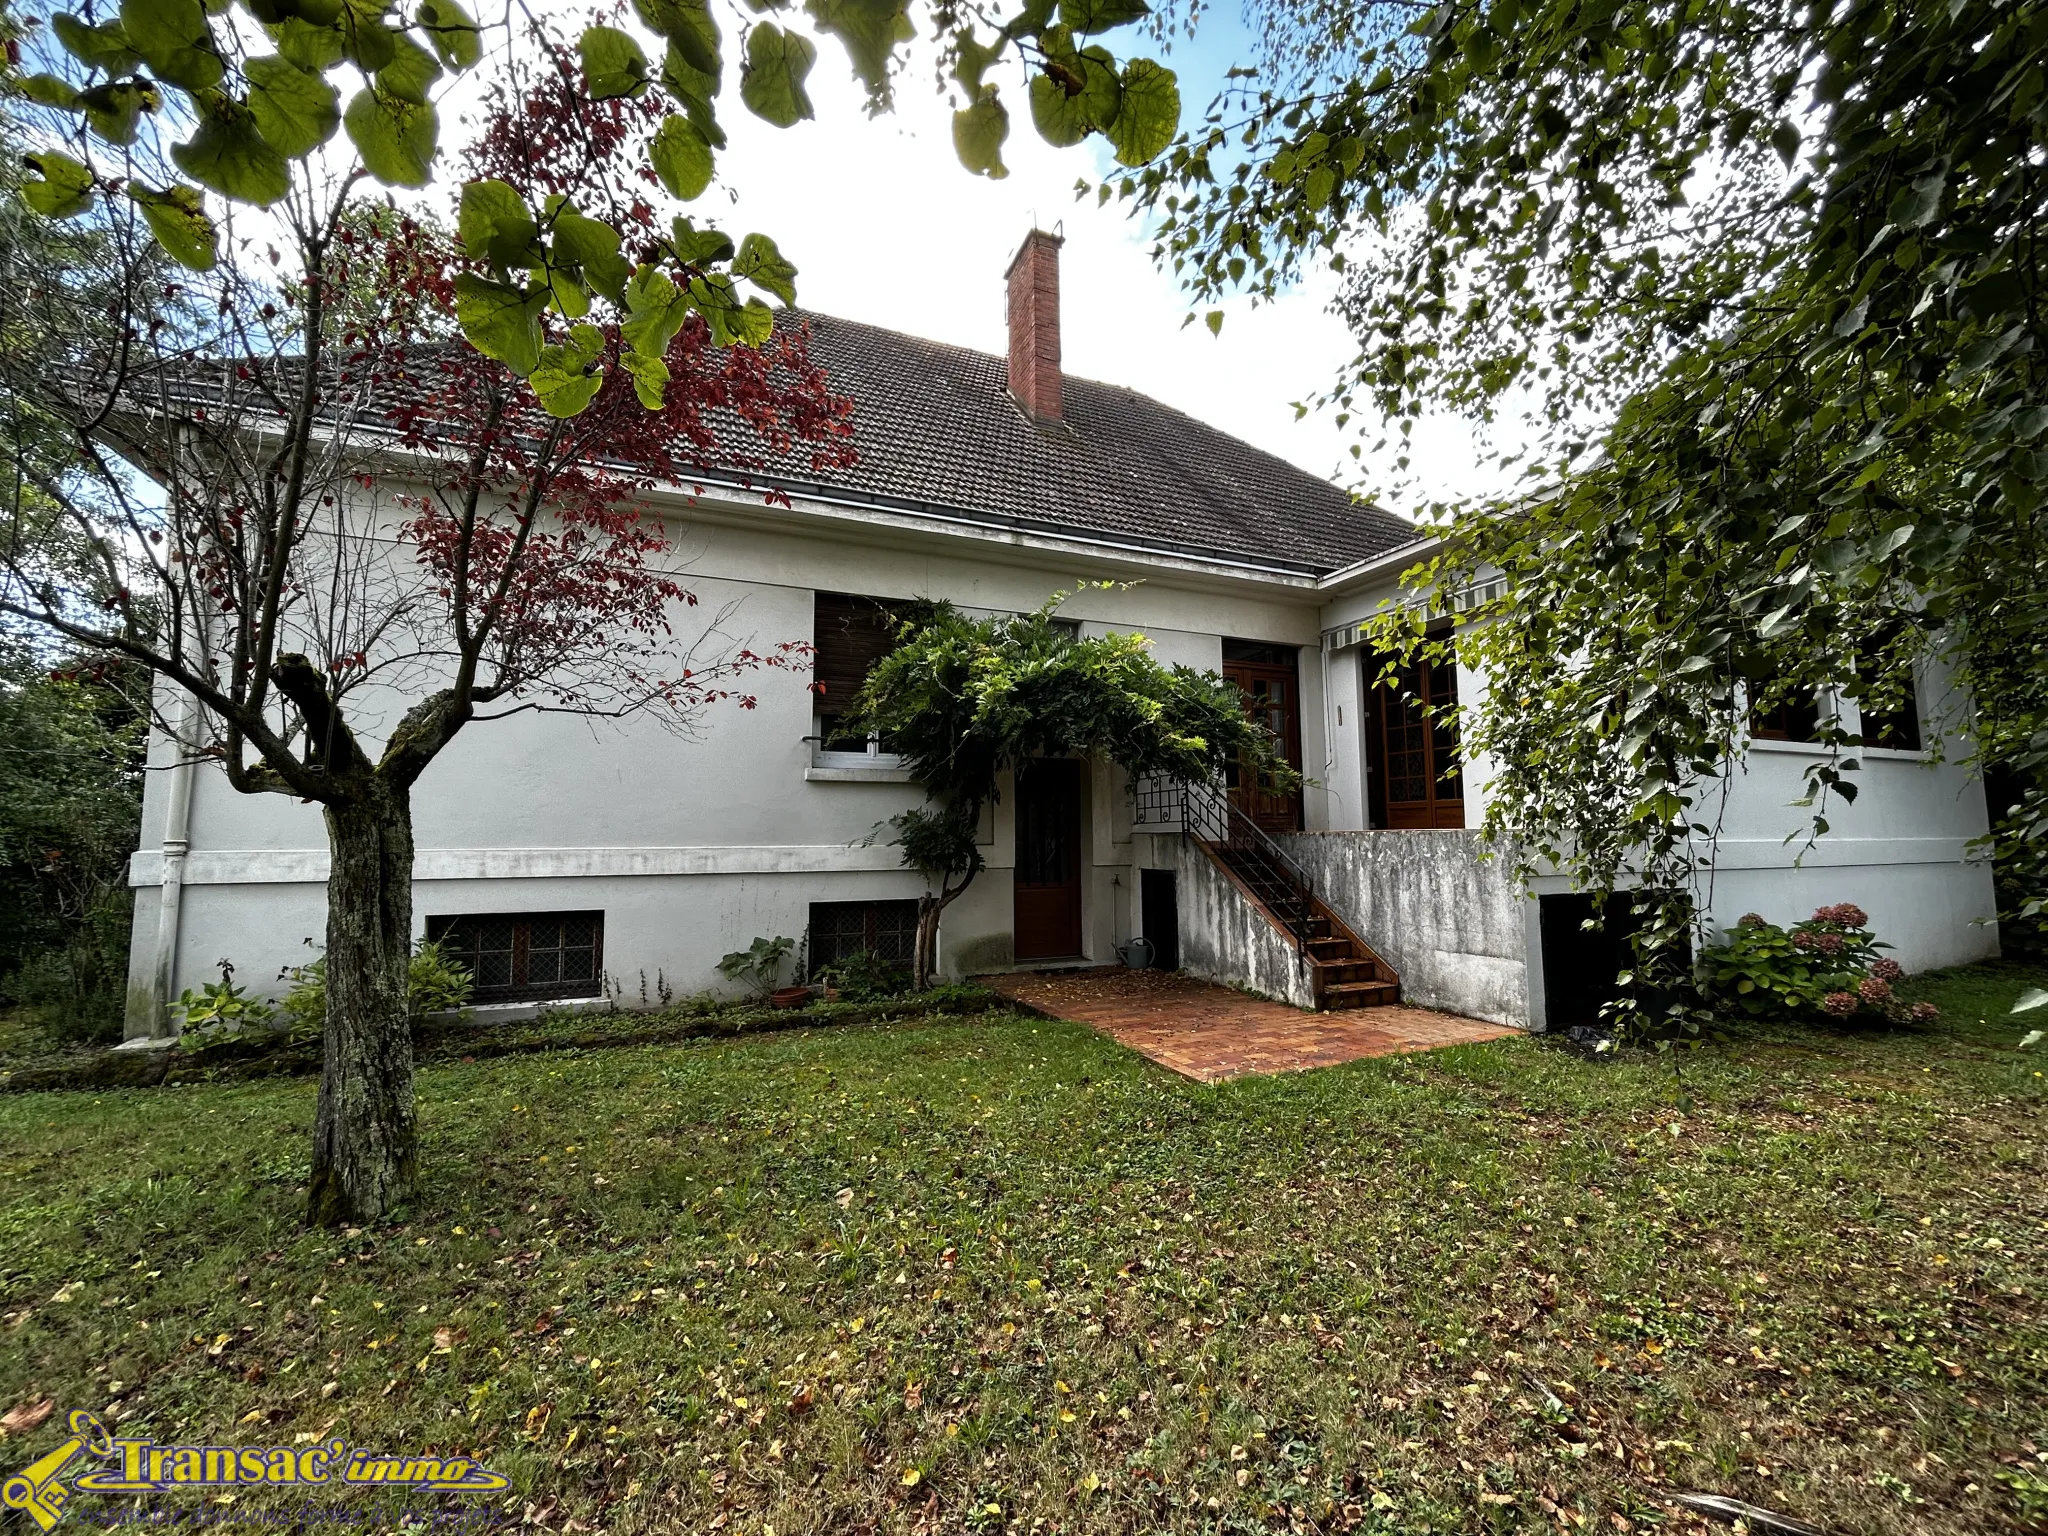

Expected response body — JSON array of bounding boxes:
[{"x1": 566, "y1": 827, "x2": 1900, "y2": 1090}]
[
  {"x1": 123, "y1": 486, "x2": 1333, "y2": 1032},
  {"x1": 1316, "y1": 569, "x2": 2001, "y2": 1008},
  {"x1": 124, "y1": 485, "x2": 2000, "y2": 1039}
]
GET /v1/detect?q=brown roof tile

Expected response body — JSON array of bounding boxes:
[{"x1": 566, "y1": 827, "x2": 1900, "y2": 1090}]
[{"x1": 763, "y1": 311, "x2": 1415, "y2": 577}]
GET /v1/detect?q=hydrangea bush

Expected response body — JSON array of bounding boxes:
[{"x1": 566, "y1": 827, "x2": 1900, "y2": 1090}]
[{"x1": 1701, "y1": 904, "x2": 1939, "y2": 1025}]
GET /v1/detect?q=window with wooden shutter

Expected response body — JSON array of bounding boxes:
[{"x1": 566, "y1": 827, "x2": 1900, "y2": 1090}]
[{"x1": 813, "y1": 592, "x2": 908, "y2": 753}]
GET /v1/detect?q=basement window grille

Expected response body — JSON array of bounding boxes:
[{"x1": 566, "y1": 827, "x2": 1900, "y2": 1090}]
[
  {"x1": 425, "y1": 911, "x2": 604, "y2": 1005},
  {"x1": 808, "y1": 900, "x2": 918, "y2": 978}
]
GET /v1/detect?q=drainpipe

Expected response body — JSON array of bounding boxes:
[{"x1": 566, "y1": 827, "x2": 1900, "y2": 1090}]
[
  {"x1": 1319, "y1": 640, "x2": 1343, "y2": 826},
  {"x1": 149, "y1": 691, "x2": 198, "y2": 1039}
]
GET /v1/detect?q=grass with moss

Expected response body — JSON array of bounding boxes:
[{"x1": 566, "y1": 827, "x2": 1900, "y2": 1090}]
[{"x1": 1, "y1": 962, "x2": 2043, "y2": 1534}]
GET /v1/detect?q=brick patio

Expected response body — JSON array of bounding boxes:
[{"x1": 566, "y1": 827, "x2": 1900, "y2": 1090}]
[{"x1": 978, "y1": 966, "x2": 1521, "y2": 1083}]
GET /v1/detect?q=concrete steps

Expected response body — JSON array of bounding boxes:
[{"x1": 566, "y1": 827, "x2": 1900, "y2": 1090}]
[{"x1": 1207, "y1": 843, "x2": 1401, "y2": 1011}]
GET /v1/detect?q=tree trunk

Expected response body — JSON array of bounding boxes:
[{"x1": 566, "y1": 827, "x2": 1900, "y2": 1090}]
[
  {"x1": 913, "y1": 893, "x2": 938, "y2": 991},
  {"x1": 911, "y1": 871, "x2": 976, "y2": 990},
  {"x1": 307, "y1": 781, "x2": 418, "y2": 1225}
]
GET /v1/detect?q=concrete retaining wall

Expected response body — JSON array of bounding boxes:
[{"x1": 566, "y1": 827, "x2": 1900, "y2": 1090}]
[
  {"x1": 1277, "y1": 830, "x2": 1531, "y2": 1028},
  {"x1": 1175, "y1": 837, "x2": 1316, "y2": 1010}
]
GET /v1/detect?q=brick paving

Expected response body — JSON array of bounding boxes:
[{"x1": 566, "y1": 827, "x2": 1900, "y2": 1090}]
[{"x1": 978, "y1": 966, "x2": 1521, "y2": 1084}]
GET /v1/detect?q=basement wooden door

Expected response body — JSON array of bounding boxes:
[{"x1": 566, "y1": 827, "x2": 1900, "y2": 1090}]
[
  {"x1": 1222, "y1": 642, "x2": 1304, "y2": 834},
  {"x1": 1014, "y1": 758, "x2": 1083, "y2": 960},
  {"x1": 1366, "y1": 646, "x2": 1465, "y2": 828}
]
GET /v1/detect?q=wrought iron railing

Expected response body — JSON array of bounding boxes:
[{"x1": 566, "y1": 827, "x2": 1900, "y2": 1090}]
[{"x1": 1134, "y1": 774, "x2": 1322, "y2": 953}]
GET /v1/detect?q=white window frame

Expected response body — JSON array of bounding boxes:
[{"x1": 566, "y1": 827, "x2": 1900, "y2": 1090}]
[{"x1": 806, "y1": 715, "x2": 913, "y2": 781}]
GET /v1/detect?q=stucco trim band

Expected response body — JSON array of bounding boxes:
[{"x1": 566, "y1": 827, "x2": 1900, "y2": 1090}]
[{"x1": 129, "y1": 844, "x2": 912, "y2": 887}]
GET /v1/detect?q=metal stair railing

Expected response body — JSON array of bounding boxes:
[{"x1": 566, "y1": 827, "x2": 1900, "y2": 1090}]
[{"x1": 1165, "y1": 776, "x2": 1322, "y2": 955}]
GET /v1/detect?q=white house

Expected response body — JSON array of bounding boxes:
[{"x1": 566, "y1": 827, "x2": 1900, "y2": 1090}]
[{"x1": 122, "y1": 231, "x2": 2001, "y2": 1038}]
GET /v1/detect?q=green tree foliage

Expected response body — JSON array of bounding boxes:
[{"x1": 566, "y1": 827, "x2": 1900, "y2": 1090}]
[
  {"x1": 1127, "y1": 0, "x2": 2046, "y2": 954},
  {"x1": 855, "y1": 593, "x2": 1292, "y2": 986},
  {"x1": 0, "y1": 645, "x2": 144, "y2": 1043},
  {"x1": 16, "y1": 0, "x2": 1182, "y2": 396},
  {"x1": 0, "y1": 99, "x2": 147, "y2": 1045}
]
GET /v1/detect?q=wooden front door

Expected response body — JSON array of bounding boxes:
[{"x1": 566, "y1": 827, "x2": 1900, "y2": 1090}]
[
  {"x1": 1368, "y1": 647, "x2": 1465, "y2": 828},
  {"x1": 1223, "y1": 646, "x2": 1304, "y2": 834},
  {"x1": 1014, "y1": 758, "x2": 1083, "y2": 960}
]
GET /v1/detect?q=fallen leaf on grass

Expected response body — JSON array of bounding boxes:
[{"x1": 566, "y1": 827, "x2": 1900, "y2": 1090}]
[{"x1": 1, "y1": 1397, "x2": 55, "y2": 1436}]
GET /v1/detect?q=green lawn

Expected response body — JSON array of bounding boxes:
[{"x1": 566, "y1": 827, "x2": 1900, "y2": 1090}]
[{"x1": 2, "y1": 964, "x2": 2044, "y2": 1535}]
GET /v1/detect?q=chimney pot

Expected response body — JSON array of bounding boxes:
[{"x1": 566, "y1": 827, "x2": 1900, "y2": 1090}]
[{"x1": 1004, "y1": 229, "x2": 1063, "y2": 421}]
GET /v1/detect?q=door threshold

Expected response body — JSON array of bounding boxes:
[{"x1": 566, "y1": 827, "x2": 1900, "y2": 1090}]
[{"x1": 1009, "y1": 956, "x2": 1097, "y2": 972}]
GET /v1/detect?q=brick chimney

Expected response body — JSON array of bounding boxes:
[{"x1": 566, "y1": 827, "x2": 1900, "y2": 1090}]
[{"x1": 1004, "y1": 228, "x2": 1064, "y2": 421}]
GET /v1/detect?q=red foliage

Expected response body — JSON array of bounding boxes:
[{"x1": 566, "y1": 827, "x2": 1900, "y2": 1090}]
[{"x1": 315, "y1": 26, "x2": 857, "y2": 719}]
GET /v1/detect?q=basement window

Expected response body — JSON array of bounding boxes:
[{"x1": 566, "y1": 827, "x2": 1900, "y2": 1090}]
[
  {"x1": 1536, "y1": 893, "x2": 1691, "y2": 1031},
  {"x1": 425, "y1": 911, "x2": 604, "y2": 1005},
  {"x1": 808, "y1": 900, "x2": 919, "y2": 978}
]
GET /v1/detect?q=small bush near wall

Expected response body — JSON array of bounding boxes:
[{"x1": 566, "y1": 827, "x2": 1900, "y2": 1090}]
[
  {"x1": 1701, "y1": 904, "x2": 1939, "y2": 1025},
  {"x1": 278, "y1": 941, "x2": 476, "y2": 1042}
]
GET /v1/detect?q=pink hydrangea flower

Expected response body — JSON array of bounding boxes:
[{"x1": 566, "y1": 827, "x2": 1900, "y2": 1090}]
[
  {"x1": 1813, "y1": 902, "x2": 1869, "y2": 928},
  {"x1": 1871, "y1": 958, "x2": 1904, "y2": 982},
  {"x1": 1859, "y1": 977, "x2": 1893, "y2": 1004},
  {"x1": 1737, "y1": 913, "x2": 1766, "y2": 928},
  {"x1": 1910, "y1": 1002, "x2": 1940, "y2": 1023},
  {"x1": 1793, "y1": 930, "x2": 1819, "y2": 949},
  {"x1": 1815, "y1": 932, "x2": 1846, "y2": 955},
  {"x1": 1821, "y1": 991, "x2": 1858, "y2": 1017}
]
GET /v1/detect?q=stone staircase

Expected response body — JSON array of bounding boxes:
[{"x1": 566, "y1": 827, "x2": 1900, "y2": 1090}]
[{"x1": 1205, "y1": 841, "x2": 1401, "y2": 1012}]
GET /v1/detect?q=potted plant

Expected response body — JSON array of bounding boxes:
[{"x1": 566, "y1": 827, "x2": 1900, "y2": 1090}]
[{"x1": 717, "y1": 935, "x2": 807, "y2": 1008}]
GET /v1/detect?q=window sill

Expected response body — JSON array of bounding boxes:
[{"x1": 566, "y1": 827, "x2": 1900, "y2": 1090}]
[
  {"x1": 805, "y1": 763, "x2": 917, "y2": 783},
  {"x1": 1746, "y1": 738, "x2": 1929, "y2": 762}
]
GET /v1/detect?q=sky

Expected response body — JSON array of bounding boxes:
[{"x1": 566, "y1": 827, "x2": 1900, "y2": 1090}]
[{"x1": 554, "y1": 7, "x2": 1528, "y2": 515}]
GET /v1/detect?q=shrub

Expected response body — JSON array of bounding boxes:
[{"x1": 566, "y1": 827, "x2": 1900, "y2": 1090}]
[
  {"x1": 815, "y1": 948, "x2": 910, "y2": 1003},
  {"x1": 717, "y1": 936, "x2": 796, "y2": 1001},
  {"x1": 6, "y1": 882, "x2": 137, "y2": 1047},
  {"x1": 279, "y1": 939, "x2": 475, "y2": 1042},
  {"x1": 1701, "y1": 907, "x2": 1937, "y2": 1025},
  {"x1": 173, "y1": 963, "x2": 278, "y2": 1039}
]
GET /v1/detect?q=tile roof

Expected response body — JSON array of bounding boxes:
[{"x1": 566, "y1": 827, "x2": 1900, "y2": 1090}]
[{"x1": 762, "y1": 310, "x2": 1415, "y2": 577}]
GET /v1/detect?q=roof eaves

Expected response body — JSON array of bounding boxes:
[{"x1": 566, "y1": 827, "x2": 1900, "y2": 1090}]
[
  {"x1": 1314, "y1": 534, "x2": 1442, "y2": 594},
  {"x1": 684, "y1": 466, "x2": 1332, "y2": 580}
]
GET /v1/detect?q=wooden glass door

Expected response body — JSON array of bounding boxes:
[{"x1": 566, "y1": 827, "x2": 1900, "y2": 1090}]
[
  {"x1": 1368, "y1": 647, "x2": 1464, "y2": 828},
  {"x1": 1014, "y1": 758, "x2": 1083, "y2": 960},
  {"x1": 1222, "y1": 644, "x2": 1304, "y2": 834}
]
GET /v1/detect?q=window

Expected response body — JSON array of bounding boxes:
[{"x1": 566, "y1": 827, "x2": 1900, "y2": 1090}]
[
  {"x1": 1859, "y1": 682, "x2": 1922, "y2": 752},
  {"x1": 813, "y1": 592, "x2": 909, "y2": 755},
  {"x1": 1364, "y1": 637, "x2": 1463, "y2": 829},
  {"x1": 808, "y1": 900, "x2": 919, "y2": 978},
  {"x1": 1222, "y1": 639, "x2": 1305, "y2": 834},
  {"x1": 1748, "y1": 688, "x2": 1822, "y2": 743},
  {"x1": 1853, "y1": 638, "x2": 1923, "y2": 752},
  {"x1": 1537, "y1": 892, "x2": 1692, "y2": 1030},
  {"x1": 425, "y1": 911, "x2": 603, "y2": 1005}
]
